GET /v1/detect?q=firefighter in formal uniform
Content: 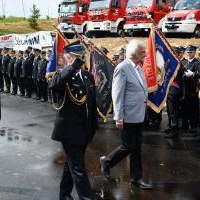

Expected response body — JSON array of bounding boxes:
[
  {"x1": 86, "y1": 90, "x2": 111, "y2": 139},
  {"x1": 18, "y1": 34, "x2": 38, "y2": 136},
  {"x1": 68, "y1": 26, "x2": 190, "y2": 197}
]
[
  {"x1": 37, "y1": 51, "x2": 48, "y2": 102},
  {"x1": 182, "y1": 45, "x2": 200, "y2": 134},
  {"x1": 2, "y1": 47, "x2": 11, "y2": 93},
  {"x1": 165, "y1": 47, "x2": 184, "y2": 138},
  {"x1": 49, "y1": 41, "x2": 98, "y2": 200}
]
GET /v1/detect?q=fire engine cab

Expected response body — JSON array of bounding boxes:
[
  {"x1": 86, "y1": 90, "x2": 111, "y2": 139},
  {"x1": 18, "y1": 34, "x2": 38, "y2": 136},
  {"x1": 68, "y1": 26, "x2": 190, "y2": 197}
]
[
  {"x1": 86, "y1": 0, "x2": 128, "y2": 37},
  {"x1": 162, "y1": 0, "x2": 200, "y2": 37},
  {"x1": 58, "y1": 0, "x2": 90, "y2": 38},
  {"x1": 124, "y1": 0, "x2": 177, "y2": 36}
]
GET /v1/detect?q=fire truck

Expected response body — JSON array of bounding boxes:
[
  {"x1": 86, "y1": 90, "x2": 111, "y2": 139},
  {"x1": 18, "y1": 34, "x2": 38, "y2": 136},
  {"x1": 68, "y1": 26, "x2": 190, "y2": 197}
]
[
  {"x1": 124, "y1": 0, "x2": 177, "y2": 36},
  {"x1": 58, "y1": 0, "x2": 90, "y2": 38},
  {"x1": 162, "y1": 0, "x2": 200, "y2": 38},
  {"x1": 86, "y1": 0, "x2": 128, "y2": 37}
]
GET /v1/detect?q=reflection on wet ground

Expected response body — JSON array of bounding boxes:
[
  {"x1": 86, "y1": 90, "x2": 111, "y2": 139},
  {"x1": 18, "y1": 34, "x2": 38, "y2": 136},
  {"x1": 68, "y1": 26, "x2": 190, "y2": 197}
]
[{"x1": 1, "y1": 93, "x2": 200, "y2": 199}]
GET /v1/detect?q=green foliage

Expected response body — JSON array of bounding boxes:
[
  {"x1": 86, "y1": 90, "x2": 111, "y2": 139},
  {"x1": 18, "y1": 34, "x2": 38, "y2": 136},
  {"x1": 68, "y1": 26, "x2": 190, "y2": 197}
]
[
  {"x1": 0, "y1": 16, "x2": 27, "y2": 23},
  {"x1": 28, "y1": 4, "x2": 41, "y2": 29}
]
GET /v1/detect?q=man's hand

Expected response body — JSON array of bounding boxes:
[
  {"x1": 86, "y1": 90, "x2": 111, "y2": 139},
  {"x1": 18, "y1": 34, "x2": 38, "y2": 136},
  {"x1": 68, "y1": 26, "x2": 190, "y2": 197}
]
[
  {"x1": 185, "y1": 70, "x2": 194, "y2": 77},
  {"x1": 116, "y1": 120, "x2": 123, "y2": 129}
]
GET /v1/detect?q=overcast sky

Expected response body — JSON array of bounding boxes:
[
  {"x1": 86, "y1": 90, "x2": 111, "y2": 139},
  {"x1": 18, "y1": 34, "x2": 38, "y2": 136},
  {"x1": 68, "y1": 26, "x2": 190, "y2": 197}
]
[{"x1": 0, "y1": 0, "x2": 61, "y2": 18}]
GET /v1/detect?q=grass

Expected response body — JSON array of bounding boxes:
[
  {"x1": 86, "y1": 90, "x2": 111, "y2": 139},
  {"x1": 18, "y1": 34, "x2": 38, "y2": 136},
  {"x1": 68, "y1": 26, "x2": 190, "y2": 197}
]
[{"x1": 0, "y1": 17, "x2": 57, "y2": 35}]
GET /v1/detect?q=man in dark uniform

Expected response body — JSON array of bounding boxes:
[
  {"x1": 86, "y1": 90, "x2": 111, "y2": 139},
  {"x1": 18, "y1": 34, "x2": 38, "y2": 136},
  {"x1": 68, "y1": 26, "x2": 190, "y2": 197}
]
[
  {"x1": 182, "y1": 45, "x2": 200, "y2": 134},
  {"x1": 165, "y1": 47, "x2": 185, "y2": 138},
  {"x1": 37, "y1": 51, "x2": 48, "y2": 102},
  {"x1": 27, "y1": 46, "x2": 35, "y2": 96},
  {"x1": 32, "y1": 48, "x2": 41, "y2": 100},
  {"x1": 21, "y1": 50, "x2": 32, "y2": 98},
  {"x1": 49, "y1": 42, "x2": 98, "y2": 200},
  {"x1": 7, "y1": 50, "x2": 17, "y2": 95},
  {"x1": 99, "y1": 46, "x2": 109, "y2": 55},
  {"x1": 0, "y1": 49, "x2": 4, "y2": 92},
  {"x1": 2, "y1": 47, "x2": 11, "y2": 93},
  {"x1": 13, "y1": 50, "x2": 24, "y2": 95},
  {"x1": 197, "y1": 45, "x2": 200, "y2": 62}
]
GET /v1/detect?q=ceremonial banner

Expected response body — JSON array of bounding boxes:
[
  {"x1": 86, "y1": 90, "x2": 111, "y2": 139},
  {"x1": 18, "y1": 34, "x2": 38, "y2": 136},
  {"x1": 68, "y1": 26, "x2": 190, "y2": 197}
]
[
  {"x1": 46, "y1": 32, "x2": 68, "y2": 77},
  {"x1": 147, "y1": 29, "x2": 180, "y2": 113},
  {"x1": 90, "y1": 49, "x2": 115, "y2": 122},
  {"x1": 143, "y1": 30, "x2": 157, "y2": 92}
]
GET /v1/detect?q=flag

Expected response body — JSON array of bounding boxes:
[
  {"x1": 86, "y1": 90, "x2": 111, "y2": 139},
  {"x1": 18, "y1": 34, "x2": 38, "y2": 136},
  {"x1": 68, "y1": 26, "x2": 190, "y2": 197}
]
[
  {"x1": 147, "y1": 29, "x2": 180, "y2": 113},
  {"x1": 46, "y1": 32, "x2": 68, "y2": 79},
  {"x1": 143, "y1": 29, "x2": 158, "y2": 92},
  {"x1": 90, "y1": 49, "x2": 115, "y2": 122}
]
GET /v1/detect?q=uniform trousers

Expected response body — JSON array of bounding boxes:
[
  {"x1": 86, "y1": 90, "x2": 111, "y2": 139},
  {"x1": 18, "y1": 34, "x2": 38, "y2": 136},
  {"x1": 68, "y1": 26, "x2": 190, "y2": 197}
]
[
  {"x1": 60, "y1": 143, "x2": 93, "y2": 200},
  {"x1": 105, "y1": 123, "x2": 143, "y2": 181},
  {"x1": 3, "y1": 73, "x2": 10, "y2": 92}
]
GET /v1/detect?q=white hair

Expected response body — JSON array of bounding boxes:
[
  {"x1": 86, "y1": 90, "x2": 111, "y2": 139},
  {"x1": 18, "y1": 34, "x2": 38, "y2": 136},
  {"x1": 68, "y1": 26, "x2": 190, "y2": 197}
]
[{"x1": 126, "y1": 40, "x2": 146, "y2": 59}]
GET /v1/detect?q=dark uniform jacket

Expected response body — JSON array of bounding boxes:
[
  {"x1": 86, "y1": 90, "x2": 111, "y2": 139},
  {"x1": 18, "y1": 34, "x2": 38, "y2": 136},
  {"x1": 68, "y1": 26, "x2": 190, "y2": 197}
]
[
  {"x1": 37, "y1": 59, "x2": 48, "y2": 81},
  {"x1": 49, "y1": 64, "x2": 98, "y2": 145},
  {"x1": 183, "y1": 58, "x2": 200, "y2": 95},
  {"x1": 0, "y1": 55, "x2": 2, "y2": 72},
  {"x1": 32, "y1": 56, "x2": 41, "y2": 79},
  {"x1": 8, "y1": 57, "x2": 16, "y2": 77},
  {"x1": 2, "y1": 54, "x2": 11, "y2": 74},
  {"x1": 14, "y1": 57, "x2": 23, "y2": 78},
  {"x1": 21, "y1": 57, "x2": 31, "y2": 78}
]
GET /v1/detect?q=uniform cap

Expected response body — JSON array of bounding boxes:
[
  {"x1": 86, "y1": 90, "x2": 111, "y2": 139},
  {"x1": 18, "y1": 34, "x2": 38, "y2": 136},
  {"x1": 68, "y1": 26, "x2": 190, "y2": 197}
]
[
  {"x1": 99, "y1": 46, "x2": 109, "y2": 54},
  {"x1": 172, "y1": 46, "x2": 181, "y2": 53},
  {"x1": 178, "y1": 46, "x2": 186, "y2": 52},
  {"x1": 185, "y1": 45, "x2": 197, "y2": 52},
  {"x1": 112, "y1": 54, "x2": 119, "y2": 60},
  {"x1": 63, "y1": 41, "x2": 85, "y2": 56},
  {"x1": 33, "y1": 48, "x2": 41, "y2": 53},
  {"x1": 18, "y1": 50, "x2": 24, "y2": 55},
  {"x1": 24, "y1": 50, "x2": 30, "y2": 55},
  {"x1": 41, "y1": 51, "x2": 46, "y2": 55}
]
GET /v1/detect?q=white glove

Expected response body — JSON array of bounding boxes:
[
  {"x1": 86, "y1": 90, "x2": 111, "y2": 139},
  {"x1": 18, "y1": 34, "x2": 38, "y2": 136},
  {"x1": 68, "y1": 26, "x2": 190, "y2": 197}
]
[{"x1": 185, "y1": 70, "x2": 194, "y2": 77}]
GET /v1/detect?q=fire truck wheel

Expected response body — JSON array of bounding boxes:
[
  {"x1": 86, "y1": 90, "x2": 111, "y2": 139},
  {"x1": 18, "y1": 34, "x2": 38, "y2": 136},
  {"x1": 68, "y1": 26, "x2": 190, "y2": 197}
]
[
  {"x1": 118, "y1": 30, "x2": 125, "y2": 38},
  {"x1": 194, "y1": 25, "x2": 200, "y2": 38}
]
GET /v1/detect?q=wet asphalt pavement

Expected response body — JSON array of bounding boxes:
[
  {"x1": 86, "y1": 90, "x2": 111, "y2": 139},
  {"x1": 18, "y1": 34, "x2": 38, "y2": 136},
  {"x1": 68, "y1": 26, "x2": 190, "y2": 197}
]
[{"x1": 1, "y1": 93, "x2": 200, "y2": 200}]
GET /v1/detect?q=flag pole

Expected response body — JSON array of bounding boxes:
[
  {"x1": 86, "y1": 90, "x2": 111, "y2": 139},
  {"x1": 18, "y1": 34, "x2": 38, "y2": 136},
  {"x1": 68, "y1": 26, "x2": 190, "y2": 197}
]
[
  {"x1": 53, "y1": 24, "x2": 71, "y2": 45},
  {"x1": 73, "y1": 28, "x2": 116, "y2": 66}
]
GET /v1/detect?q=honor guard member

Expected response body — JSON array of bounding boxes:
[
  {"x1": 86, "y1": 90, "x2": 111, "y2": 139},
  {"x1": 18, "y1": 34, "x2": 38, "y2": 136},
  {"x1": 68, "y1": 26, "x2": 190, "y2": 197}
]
[
  {"x1": 2, "y1": 47, "x2": 11, "y2": 93},
  {"x1": 49, "y1": 41, "x2": 98, "y2": 200},
  {"x1": 13, "y1": 51, "x2": 23, "y2": 95},
  {"x1": 37, "y1": 51, "x2": 48, "y2": 102},
  {"x1": 178, "y1": 46, "x2": 186, "y2": 61},
  {"x1": 32, "y1": 48, "x2": 41, "y2": 100},
  {"x1": 0, "y1": 49, "x2": 4, "y2": 92},
  {"x1": 7, "y1": 50, "x2": 16, "y2": 95},
  {"x1": 182, "y1": 45, "x2": 200, "y2": 133},
  {"x1": 165, "y1": 47, "x2": 184, "y2": 138},
  {"x1": 21, "y1": 50, "x2": 32, "y2": 98}
]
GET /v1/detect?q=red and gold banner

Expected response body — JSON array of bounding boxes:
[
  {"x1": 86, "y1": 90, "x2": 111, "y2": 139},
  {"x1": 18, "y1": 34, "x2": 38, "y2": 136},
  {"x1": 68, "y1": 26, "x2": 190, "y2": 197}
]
[{"x1": 143, "y1": 30, "x2": 158, "y2": 93}]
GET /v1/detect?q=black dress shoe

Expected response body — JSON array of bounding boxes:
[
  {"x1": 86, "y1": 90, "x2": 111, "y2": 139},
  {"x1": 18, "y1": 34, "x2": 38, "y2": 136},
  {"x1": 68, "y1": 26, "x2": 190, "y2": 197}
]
[
  {"x1": 24, "y1": 95, "x2": 31, "y2": 98},
  {"x1": 60, "y1": 195, "x2": 75, "y2": 200},
  {"x1": 0, "y1": 88, "x2": 4, "y2": 92},
  {"x1": 36, "y1": 97, "x2": 41, "y2": 100},
  {"x1": 4, "y1": 90, "x2": 10, "y2": 93},
  {"x1": 100, "y1": 156, "x2": 110, "y2": 179},
  {"x1": 19, "y1": 93, "x2": 25, "y2": 97},
  {"x1": 11, "y1": 91, "x2": 17, "y2": 95},
  {"x1": 131, "y1": 179, "x2": 153, "y2": 189}
]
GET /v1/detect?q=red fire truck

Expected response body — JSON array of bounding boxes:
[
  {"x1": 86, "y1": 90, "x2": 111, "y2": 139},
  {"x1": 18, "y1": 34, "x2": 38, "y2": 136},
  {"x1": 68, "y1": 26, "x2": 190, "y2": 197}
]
[
  {"x1": 58, "y1": 0, "x2": 90, "y2": 38},
  {"x1": 86, "y1": 0, "x2": 128, "y2": 37},
  {"x1": 124, "y1": 0, "x2": 177, "y2": 36},
  {"x1": 162, "y1": 0, "x2": 200, "y2": 37}
]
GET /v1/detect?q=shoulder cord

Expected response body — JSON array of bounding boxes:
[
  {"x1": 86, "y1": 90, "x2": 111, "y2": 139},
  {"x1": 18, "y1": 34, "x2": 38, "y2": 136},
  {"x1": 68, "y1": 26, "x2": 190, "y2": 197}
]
[
  {"x1": 66, "y1": 83, "x2": 87, "y2": 106},
  {"x1": 51, "y1": 83, "x2": 87, "y2": 110}
]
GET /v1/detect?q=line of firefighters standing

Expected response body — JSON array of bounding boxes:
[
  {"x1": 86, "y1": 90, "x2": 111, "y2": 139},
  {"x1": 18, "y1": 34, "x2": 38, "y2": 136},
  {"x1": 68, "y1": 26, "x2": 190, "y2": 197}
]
[
  {"x1": 1, "y1": 43, "x2": 200, "y2": 141},
  {"x1": 0, "y1": 46, "x2": 51, "y2": 102}
]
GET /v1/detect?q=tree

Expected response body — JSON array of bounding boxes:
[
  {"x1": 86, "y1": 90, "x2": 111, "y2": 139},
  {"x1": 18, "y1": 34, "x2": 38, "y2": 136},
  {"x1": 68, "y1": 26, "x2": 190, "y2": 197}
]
[{"x1": 28, "y1": 4, "x2": 40, "y2": 29}]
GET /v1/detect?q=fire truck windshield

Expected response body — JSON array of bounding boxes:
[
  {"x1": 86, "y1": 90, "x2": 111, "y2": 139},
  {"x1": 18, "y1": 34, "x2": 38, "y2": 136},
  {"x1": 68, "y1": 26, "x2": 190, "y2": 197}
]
[
  {"x1": 89, "y1": 0, "x2": 110, "y2": 10},
  {"x1": 174, "y1": 0, "x2": 200, "y2": 10},
  {"x1": 127, "y1": 0, "x2": 152, "y2": 8},
  {"x1": 60, "y1": 3, "x2": 77, "y2": 14}
]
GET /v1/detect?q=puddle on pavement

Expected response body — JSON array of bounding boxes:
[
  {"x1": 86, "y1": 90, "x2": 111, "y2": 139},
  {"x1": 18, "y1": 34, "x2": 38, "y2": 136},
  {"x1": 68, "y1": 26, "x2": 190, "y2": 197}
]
[{"x1": 0, "y1": 127, "x2": 33, "y2": 144}]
